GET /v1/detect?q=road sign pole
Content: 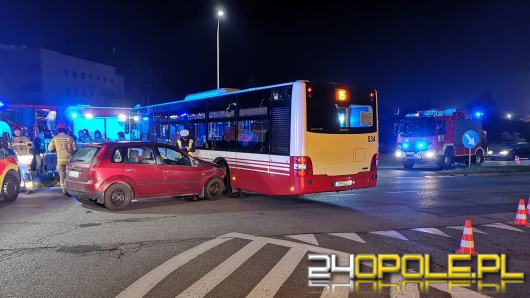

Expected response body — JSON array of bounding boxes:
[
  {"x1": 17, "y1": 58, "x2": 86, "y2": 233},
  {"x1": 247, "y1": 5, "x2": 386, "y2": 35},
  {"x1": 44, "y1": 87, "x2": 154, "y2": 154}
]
[{"x1": 468, "y1": 148, "x2": 471, "y2": 168}]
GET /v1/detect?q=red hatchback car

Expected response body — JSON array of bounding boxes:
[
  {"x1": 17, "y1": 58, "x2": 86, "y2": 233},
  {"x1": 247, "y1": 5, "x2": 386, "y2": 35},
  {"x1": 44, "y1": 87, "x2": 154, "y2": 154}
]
[{"x1": 65, "y1": 142, "x2": 225, "y2": 210}]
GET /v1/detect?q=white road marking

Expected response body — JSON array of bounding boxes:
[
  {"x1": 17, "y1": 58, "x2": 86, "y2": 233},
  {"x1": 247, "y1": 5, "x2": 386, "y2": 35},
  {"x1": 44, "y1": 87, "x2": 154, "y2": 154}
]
[
  {"x1": 411, "y1": 228, "x2": 451, "y2": 238},
  {"x1": 176, "y1": 240, "x2": 267, "y2": 298},
  {"x1": 482, "y1": 223, "x2": 524, "y2": 232},
  {"x1": 386, "y1": 188, "x2": 471, "y2": 194},
  {"x1": 319, "y1": 274, "x2": 350, "y2": 298},
  {"x1": 370, "y1": 230, "x2": 408, "y2": 241},
  {"x1": 386, "y1": 190, "x2": 419, "y2": 194},
  {"x1": 286, "y1": 234, "x2": 319, "y2": 246},
  {"x1": 115, "y1": 237, "x2": 232, "y2": 298},
  {"x1": 246, "y1": 247, "x2": 306, "y2": 298},
  {"x1": 329, "y1": 232, "x2": 366, "y2": 244},
  {"x1": 446, "y1": 226, "x2": 488, "y2": 234}
]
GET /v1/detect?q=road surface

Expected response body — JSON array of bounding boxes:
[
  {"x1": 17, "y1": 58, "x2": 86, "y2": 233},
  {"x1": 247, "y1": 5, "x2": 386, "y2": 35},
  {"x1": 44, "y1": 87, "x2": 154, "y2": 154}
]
[{"x1": 1, "y1": 167, "x2": 529, "y2": 297}]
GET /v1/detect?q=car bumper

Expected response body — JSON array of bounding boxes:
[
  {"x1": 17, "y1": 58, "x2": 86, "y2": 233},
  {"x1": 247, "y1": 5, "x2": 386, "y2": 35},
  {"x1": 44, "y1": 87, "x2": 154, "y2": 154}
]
[{"x1": 65, "y1": 179, "x2": 103, "y2": 201}]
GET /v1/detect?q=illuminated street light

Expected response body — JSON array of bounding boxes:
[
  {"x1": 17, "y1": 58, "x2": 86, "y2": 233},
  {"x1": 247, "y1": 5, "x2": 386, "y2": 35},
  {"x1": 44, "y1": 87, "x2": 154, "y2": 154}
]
[
  {"x1": 506, "y1": 113, "x2": 513, "y2": 120},
  {"x1": 216, "y1": 8, "x2": 225, "y2": 89}
]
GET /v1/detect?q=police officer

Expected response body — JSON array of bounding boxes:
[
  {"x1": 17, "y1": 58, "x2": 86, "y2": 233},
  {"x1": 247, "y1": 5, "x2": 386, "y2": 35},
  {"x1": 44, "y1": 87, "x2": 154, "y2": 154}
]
[
  {"x1": 48, "y1": 124, "x2": 77, "y2": 195},
  {"x1": 177, "y1": 129, "x2": 194, "y2": 156}
]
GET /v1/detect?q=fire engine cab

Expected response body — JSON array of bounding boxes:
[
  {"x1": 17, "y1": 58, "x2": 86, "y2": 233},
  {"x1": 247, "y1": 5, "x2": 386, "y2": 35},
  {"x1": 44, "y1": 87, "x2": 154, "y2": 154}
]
[{"x1": 394, "y1": 109, "x2": 486, "y2": 169}]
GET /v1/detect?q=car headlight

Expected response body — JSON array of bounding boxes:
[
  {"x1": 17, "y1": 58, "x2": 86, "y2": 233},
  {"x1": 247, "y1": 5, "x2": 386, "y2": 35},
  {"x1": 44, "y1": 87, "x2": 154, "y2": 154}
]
[
  {"x1": 425, "y1": 150, "x2": 436, "y2": 159},
  {"x1": 395, "y1": 150, "x2": 403, "y2": 158},
  {"x1": 487, "y1": 150, "x2": 493, "y2": 155},
  {"x1": 499, "y1": 150, "x2": 509, "y2": 156},
  {"x1": 18, "y1": 154, "x2": 33, "y2": 165}
]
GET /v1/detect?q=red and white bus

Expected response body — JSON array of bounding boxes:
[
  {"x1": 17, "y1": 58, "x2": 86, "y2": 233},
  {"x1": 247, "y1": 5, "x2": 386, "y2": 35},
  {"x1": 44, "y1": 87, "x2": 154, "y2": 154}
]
[{"x1": 132, "y1": 80, "x2": 379, "y2": 195}]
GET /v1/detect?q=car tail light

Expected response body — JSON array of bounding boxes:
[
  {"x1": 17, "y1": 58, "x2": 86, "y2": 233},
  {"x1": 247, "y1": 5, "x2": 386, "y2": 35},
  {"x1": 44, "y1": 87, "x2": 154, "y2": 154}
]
[
  {"x1": 292, "y1": 156, "x2": 313, "y2": 177},
  {"x1": 370, "y1": 153, "x2": 378, "y2": 171}
]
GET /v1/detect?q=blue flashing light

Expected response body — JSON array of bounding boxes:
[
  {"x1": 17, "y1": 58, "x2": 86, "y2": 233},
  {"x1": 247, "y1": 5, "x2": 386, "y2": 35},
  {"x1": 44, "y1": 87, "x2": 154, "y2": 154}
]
[
  {"x1": 0, "y1": 101, "x2": 4, "y2": 108},
  {"x1": 401, "y1": 142, "x2": 410, "y2": 149},
  {"x1": 415, "y1": 141, "x2": 428, "y2": 151},
  {"x1": 71, "y1": 113, "x2": 78, "y2": 118},
  {"x1": 474, "y1": 111, "x2": 484, "y2": 119},
  {"x1": 142, "y1": 116, "x2": 149, "y2": 121}
]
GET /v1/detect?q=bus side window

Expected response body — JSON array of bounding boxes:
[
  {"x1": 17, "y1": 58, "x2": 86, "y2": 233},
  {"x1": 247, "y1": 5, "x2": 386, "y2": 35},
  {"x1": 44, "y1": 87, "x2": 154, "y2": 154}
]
[
  {"x1": 237, "y1": 90, "x2": 270, "y2": 154},
  {"x1": 207, "y1": 95, "x2": 237, "y2": 151}
]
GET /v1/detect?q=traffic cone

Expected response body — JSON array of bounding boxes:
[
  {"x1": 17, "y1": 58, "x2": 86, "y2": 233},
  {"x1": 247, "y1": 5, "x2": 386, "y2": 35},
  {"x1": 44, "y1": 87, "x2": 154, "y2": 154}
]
[
  {"x1": 526, "y1": 198, "x2": 530, "y2": 218},
  {"x1": 512, "y1": 199, "x2": 530, "y2": 227},
  {"x1": 455, "y1": 219, "x2": 477, "y2": 256}
]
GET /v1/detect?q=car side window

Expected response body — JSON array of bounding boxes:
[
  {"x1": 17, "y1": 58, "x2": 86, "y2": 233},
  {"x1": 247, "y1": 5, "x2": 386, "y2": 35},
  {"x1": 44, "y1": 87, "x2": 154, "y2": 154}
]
[
  {"x1": 112, "y1": 149, "x2": 123, "y2": 163},
  {"x1": 157, "y1": 147, "x2": 191, "y2": 166},
  {"x1": 126, "y1": 147, "x2": 156, "y2": 164}
]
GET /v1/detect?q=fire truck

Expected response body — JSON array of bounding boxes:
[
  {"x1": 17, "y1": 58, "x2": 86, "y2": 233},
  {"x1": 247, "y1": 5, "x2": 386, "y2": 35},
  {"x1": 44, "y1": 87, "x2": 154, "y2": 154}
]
[{"x1": 394, "y1": 109, "x2": 486, "y2": 169}]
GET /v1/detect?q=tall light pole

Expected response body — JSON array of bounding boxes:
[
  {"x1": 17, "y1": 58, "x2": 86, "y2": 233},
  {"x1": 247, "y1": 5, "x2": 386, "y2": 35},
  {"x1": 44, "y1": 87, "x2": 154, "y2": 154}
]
[{"x1": 216, "y1": 9, "x2": 224, "y2": 89}]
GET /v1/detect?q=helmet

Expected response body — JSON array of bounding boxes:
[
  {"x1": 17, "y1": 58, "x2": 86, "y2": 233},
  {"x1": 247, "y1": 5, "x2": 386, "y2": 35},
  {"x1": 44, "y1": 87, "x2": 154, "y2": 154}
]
[
  {"x1": 180, "y1": 129, "x2": 189, "y2": 137},
  {"x1": 56, "y1": 123, "x2": 68, "y2": 131}
]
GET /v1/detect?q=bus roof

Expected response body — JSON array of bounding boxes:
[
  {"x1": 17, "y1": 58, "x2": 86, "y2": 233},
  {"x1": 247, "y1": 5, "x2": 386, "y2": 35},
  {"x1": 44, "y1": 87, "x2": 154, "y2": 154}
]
[{"x1": 139, "y1": 81, "x2": 298, "y2": 109}]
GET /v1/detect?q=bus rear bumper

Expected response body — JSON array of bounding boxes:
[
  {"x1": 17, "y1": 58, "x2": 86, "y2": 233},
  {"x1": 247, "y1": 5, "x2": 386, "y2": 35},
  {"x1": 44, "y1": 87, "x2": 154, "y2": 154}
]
[{"x1": 291, "y1": 170, "x2": 377, "y2": 195}]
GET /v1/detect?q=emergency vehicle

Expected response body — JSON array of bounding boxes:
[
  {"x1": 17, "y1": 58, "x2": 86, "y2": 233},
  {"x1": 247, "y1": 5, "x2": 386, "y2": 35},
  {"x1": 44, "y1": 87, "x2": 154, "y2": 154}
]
[
  {"x1": 0, "y1": 149, "x2": 20, "y2": 202},
  {"x1": 394, "y1": 109, "x2": 486, "y2": 169}
]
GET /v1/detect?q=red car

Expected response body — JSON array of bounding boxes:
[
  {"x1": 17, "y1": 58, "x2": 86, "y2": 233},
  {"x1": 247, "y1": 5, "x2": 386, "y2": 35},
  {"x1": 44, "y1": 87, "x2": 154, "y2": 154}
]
[{"x1": 65, "y1": 142, "x2": 225, "y2": 210}]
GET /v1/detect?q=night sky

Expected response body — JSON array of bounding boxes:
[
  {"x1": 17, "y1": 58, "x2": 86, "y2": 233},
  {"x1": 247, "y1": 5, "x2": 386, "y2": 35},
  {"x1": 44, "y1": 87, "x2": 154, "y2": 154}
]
[{"x1": 1, "y1": 0, "x2": 530, "y2": 112}]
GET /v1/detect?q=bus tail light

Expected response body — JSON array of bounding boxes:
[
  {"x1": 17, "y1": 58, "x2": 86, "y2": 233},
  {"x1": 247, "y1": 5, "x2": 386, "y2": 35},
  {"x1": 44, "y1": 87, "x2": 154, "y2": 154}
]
[
  {"x1": 370, "y1": 153, "x2": 378, "y2": 172},
  {"x1": 292, "y1": 156, "x2": 313, "y2": 177}
]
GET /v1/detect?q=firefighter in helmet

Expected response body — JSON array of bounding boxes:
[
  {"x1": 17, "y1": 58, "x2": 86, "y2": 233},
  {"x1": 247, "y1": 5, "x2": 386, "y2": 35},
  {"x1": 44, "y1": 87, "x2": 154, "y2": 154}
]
[
  {"x1": 177, "y1": 129, "x2": 194, "y2": 156},
  {"x1": 48, "y1": 124, "x2": 77, "y2": 195}
]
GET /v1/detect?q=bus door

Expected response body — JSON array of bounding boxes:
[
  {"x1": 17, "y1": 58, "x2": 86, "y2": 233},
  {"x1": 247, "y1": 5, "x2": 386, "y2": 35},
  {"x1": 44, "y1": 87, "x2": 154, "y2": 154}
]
[{"x1": 235, "y1": 91, "x2": 272, "y2": 193}]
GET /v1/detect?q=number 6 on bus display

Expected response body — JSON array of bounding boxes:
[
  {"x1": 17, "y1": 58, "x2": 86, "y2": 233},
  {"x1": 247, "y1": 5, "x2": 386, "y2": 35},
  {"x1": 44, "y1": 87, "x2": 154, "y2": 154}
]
[{"x1": 132, "y1": 80, "x2": 379, "y2": 195}]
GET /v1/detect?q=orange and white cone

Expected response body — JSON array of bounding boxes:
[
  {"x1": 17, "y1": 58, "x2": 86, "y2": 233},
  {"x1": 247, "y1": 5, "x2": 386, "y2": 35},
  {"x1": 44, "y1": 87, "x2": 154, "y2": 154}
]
[
  {"x1": 526, "y1": 198, "x2": 530, "y2": 218},
  {"x1": 456, "y1": 219, "x2": 477, "y2": 256},
  {"x1": 512, "y1": 199, "x2": 530, "y2": 227}
]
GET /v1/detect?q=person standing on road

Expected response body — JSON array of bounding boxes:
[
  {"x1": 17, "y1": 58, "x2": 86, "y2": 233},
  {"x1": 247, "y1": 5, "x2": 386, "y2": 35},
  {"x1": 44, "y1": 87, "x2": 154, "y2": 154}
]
[
  {"x1": 33, "y1": 132, "x2": 46, "y2": 175},
  {"x1": 48, "y1": 124, "x2": 77, "y2": 195},
  {"x1": 177, "y1": 129, "x2": 194, "y2": 156}
]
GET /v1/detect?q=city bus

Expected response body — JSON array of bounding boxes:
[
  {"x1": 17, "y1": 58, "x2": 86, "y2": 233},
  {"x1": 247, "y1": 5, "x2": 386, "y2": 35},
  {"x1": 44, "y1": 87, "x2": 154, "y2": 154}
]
[{"x1": 132, "y1": 80, "x2": 379, "y2": 195}]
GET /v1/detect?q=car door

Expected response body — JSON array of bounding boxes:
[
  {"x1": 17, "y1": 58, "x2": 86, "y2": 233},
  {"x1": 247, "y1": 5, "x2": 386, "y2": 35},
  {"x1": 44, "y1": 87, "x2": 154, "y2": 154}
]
[
  {"x1": 123, "y1": 146, "x2": 166, "y2": 198},
  {"x1": 156, "y1": 146, "x2": 202, "y2": 195}
]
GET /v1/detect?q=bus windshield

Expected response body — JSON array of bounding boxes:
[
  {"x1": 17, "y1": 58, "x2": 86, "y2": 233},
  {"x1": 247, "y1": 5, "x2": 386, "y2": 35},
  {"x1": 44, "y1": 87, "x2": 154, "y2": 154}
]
[
  {"x1": 397, "y1": 118, "x2": 436, "y2": 137},
  {"x1": 306, "y1": 83, "x2": 377, "y2": 134}
]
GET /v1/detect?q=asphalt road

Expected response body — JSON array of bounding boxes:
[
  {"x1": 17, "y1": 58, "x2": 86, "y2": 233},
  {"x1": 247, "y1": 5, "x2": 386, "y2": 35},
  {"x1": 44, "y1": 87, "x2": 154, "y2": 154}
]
[{"x1": 1, "y1": 167, "x2": 529, "y2": 298}]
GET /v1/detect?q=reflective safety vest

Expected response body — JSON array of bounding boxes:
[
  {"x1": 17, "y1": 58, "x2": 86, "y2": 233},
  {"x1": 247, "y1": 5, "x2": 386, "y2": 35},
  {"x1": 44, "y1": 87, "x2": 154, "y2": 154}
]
[
  {"x1": 177, "y1": 137, "x2": 194, "y2": 155},
  {"x1": 48, "y1": 133, "x2": 77, "y2": 165}
]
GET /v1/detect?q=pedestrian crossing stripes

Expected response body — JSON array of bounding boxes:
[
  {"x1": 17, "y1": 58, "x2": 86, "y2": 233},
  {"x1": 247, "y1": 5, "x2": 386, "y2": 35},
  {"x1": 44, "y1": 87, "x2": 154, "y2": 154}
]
[{"x1": 115, "y1": 231, "x2": 510, "y2": 298}]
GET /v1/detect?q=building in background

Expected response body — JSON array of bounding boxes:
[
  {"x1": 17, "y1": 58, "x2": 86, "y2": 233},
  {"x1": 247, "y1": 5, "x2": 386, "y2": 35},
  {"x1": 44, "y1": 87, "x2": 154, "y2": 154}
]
[{"x1": 0, "y1": 44, "x2": 124, "y2": 106}]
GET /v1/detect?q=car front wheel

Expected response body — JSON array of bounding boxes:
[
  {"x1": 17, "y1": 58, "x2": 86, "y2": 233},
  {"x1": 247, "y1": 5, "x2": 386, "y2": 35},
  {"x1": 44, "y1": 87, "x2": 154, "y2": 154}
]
[
  {"x1": 204, "y1": 178, "x2": 225, "y2": 200},
  {"x1": 104, "y1": 183, "x2": 133, "y2": 211}
]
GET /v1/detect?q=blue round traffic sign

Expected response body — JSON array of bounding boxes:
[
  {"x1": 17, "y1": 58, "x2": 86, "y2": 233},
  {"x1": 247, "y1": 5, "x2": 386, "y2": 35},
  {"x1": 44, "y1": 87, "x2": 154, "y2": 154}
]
[{"x1": 462, "y1": 130, "x2": 479, "y2": 149}]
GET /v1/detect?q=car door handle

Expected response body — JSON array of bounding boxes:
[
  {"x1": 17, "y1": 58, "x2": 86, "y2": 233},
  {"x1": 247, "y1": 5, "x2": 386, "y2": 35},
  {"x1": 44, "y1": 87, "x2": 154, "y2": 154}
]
[{"x1": 125, "y1": 168, "x2": 136, "y2": 172}]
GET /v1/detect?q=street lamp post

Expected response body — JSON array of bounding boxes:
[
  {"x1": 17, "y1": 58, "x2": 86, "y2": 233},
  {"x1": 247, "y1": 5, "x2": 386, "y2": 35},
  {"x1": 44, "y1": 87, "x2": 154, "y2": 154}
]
[{"x1": 216, "y1": 9, "x2": 224, "y2": 89}]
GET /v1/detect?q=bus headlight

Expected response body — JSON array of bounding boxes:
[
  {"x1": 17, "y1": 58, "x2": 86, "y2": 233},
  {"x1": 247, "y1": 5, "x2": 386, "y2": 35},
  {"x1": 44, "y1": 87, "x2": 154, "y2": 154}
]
[
  {"x1": 425, "y1": 150, "x2": 436, "y2": 159},
  {"x1": 395, "y1": 150, "x2": 403, "y2": 158}
]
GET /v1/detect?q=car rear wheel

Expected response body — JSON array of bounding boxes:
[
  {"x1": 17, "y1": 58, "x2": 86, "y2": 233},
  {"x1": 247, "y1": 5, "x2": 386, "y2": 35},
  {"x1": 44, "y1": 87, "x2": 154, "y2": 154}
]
[
  {"x1": 104, "y1": 183, "x2": 133, "y2": 211},
  {"x1": 204, "y1": 178, "x2": 225, "y2": 200},
  {"x1": 2, "y1": 173, "x2": 20, "y2": 202}
]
